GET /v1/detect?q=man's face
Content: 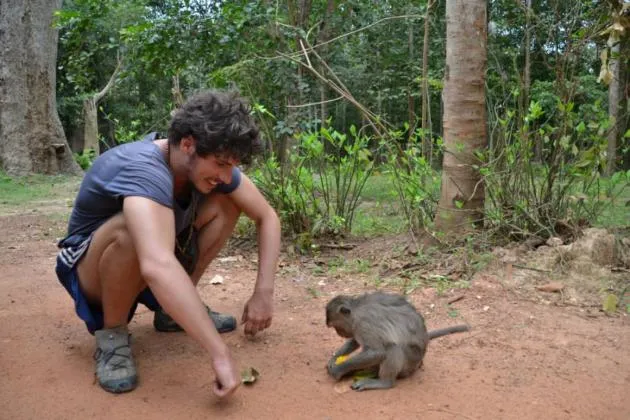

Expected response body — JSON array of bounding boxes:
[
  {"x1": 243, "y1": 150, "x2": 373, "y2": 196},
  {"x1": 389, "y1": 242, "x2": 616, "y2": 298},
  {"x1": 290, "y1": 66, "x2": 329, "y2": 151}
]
[
  {"x1": 179, "y1": 136, "x2": 239, "y2": 194},
  {"x1": 190, "y1": 153, "x2": 238, "y2": 194}
]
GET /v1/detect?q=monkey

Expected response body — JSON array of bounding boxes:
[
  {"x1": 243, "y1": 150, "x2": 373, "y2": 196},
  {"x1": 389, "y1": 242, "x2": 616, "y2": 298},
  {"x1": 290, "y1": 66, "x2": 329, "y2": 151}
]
[{"x1": 325, "y1": 291, "x2": 470, "y2": 391}]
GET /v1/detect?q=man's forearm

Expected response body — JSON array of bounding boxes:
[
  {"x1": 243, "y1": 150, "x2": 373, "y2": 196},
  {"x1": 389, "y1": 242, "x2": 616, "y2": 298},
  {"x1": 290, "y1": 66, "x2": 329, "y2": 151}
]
[
  {"x1": 254, "y1": 213, "x2": 281, "y2": 294},
  {"x1": 143, "y1": 257, "x2": 229, "y2": 357}
]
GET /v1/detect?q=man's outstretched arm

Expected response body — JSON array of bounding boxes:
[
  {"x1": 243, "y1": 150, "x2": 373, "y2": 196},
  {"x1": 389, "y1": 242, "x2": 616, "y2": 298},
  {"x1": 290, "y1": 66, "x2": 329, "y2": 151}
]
[
  {"x1": 123, "y1": 196, "x2": 240, "y2": 397},
  {"x1": 228, "y1": 173, "x2": 281, "y2": 335}
]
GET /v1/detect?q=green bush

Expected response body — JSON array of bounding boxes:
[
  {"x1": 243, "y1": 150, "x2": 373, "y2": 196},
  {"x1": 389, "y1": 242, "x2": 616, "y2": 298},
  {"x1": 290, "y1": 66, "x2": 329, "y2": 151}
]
[{"x1": 250, "y1": 124, "x2": 374, "y2": 239}]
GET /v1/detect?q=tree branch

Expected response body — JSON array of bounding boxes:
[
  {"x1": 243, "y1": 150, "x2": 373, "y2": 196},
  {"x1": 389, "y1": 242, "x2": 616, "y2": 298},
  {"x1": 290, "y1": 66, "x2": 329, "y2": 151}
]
[{"x1": 94, "y1": 55, "x2": 123, "y2": 103}]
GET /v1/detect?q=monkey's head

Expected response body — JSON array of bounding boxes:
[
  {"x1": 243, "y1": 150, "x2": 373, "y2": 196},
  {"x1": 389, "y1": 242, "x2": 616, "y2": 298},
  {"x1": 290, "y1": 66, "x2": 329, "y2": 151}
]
[{"x1": 325, "y1": 295, "x2": 355, "y2": 338}]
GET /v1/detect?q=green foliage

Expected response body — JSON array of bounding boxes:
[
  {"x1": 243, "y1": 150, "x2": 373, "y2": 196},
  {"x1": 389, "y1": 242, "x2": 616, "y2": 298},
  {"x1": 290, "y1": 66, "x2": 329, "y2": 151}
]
[
  {"x1": 73, "y1": 149, "x2": 96, "y2": 170},
  {"x1": 51, "y1": 0, "x2": 629, "y2": 243},
  {"x1": 484, "y1": 92, "x2": 629, "y2": 239},
  {"x1": 55, "y1": 0, "x2": 147, "y2": 138},
  {"x1": 251, "y1": 153, "x2": 318, "y2": 238},
  {"x1": 250, "y1": 124, "x2": 374, "y2": 238},
  {"x1": 383, "y1": 131, "x2": 441, "y2": 232}
]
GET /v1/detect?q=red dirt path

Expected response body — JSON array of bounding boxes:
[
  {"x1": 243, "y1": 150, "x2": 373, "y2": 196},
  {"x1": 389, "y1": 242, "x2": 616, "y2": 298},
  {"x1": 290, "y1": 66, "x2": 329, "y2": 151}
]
[{"x1": 1, "y1": 214, "x2": 628, "y2": 420}]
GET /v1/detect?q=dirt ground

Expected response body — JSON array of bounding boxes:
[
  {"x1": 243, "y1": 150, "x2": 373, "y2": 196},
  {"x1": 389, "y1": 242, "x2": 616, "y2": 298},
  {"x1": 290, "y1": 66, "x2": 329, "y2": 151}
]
[{"x1": 1, "y1": 212, "x2": 629, "y2": 420}]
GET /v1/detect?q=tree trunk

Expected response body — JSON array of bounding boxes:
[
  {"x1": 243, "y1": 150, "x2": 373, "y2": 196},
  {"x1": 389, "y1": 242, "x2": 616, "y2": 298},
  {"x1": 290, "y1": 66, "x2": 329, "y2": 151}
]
[
  {"x1": 523, "y1": 0, "x2": 540, "y2": 162},
  {"x1": 407, "y1": 14, "x2": 416, "y2": 143},
  {"x1": 318, "y1": 0, "x2": 336, "y2": 129},
  {"x1": 0, "y1": 0, "x2": 81, "y2": 175},
  {"x1": 421, "y1": 0, "x2": 433, "y2": 162},
  {"x1": 605, "y1": 34, "x2": 627, "y2": 176},
  {"x1": 621, "y1": 34, "x2": 630, "y2": 170},
  {"x1": 83, "y1": 59, "x2": 121, "y2": 155},
  {"x1": 434, "y1": 0, "x2": 487, "y2": 233},
  {"x1": 282, "y1": 0, "x2": 312, "y2": 167}
]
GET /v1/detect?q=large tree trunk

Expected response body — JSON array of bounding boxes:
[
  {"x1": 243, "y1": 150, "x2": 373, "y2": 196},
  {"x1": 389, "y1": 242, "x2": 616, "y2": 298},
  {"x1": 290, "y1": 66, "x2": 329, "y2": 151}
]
[
  {"x1": 605, "y1": 34, "x2": 628, "y2": 176},
  {"x1": 421, "y1": 0, "x2": 434, "y2": 162},
  {"x1": 434, "y1": 0, "x2": 487, "y2": 233},
  {"x1": 280, "y1": 0, "x2": 312, "y2": 167},
  {"x1": 0, "y1": 0, "x2": 81, "y2": 175},
  {"x1": 621, "y1": 34, "x2": 630, "y2": 170},
  {"x1": 318, "y1": 0, "x2": 336, "y2": 149},
  {"x1": 523, "y1": 0, "x2": 540, "y2": 162},
  {"x1": 407, "y1": 14, "x2": 416, "y2": 143}
]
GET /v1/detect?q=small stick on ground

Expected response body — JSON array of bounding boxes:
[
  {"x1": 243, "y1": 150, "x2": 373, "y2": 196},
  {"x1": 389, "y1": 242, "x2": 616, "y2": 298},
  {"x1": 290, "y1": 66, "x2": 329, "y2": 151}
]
[
  {"x1": 513, "y1": 264, "x2": 552, "y2": 273},
  {"x1": 447, "y1": 294, "x2": 465, "y2": 304},
  {"x1": 319, "y1": 243, "x2": 357, "y2": 250},
  {"x1": 420, "y1": 408, "x2": 476, "y2": 420}
]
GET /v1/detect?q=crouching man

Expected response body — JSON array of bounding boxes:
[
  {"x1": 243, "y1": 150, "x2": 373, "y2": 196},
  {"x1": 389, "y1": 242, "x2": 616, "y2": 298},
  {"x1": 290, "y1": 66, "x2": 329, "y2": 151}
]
[{"x1": 55, "y1": 90, "x2": 281, "y2": 398}]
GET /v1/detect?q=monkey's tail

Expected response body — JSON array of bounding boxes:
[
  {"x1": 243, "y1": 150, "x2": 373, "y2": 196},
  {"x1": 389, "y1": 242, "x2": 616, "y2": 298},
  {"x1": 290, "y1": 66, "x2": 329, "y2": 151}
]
[{"x1": 428, "y1": 324, "x2": 470, "y2": 340}]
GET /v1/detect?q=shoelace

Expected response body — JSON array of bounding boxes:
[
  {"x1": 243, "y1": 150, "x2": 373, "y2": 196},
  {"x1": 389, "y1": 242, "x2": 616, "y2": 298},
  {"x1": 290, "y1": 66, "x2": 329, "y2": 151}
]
[{"x1": 93, "y1": 345, "x2": 132, "y2": 371}]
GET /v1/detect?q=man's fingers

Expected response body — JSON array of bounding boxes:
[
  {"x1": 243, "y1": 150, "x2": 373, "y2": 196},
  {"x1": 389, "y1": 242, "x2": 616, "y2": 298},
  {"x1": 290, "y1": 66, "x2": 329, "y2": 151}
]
[
  {"x1": 244, "y1": 321, "x2": 255, "y2": 336},
  {"x1": 213, "y1": 380, "x2": 239, "y2": 398}
]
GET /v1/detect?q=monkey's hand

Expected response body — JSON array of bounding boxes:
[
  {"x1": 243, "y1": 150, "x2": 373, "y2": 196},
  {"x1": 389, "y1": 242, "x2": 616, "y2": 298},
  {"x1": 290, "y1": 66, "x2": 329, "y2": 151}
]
[
  {"x1": 327, "y1": 339, "x2": 361, "y2": 380},
  {"x1": 327, "y1": 359, "x2": 347, "y2": 381}
]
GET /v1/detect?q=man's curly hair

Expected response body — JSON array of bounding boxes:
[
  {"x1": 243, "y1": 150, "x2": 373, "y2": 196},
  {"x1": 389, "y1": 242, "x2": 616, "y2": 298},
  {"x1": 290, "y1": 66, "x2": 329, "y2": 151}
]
[{"x1": 167, "y1": 89, "x2": 262, "y2": 164}]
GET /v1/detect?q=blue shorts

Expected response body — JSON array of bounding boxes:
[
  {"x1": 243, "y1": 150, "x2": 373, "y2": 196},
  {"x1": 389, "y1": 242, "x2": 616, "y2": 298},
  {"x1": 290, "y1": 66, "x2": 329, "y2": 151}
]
[{"x1": 55, "y1": 236, "x2": 161, "y2": 334}]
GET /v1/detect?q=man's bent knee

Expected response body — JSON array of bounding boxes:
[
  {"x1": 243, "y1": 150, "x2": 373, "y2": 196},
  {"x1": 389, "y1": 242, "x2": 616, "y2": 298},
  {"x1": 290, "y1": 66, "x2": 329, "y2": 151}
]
[
  {"x1": 77, "y1": 213, "x2": 142, "y2": 303},
  {"x1": 194, "y1": 192, "x2": 241, "y2": 230}
]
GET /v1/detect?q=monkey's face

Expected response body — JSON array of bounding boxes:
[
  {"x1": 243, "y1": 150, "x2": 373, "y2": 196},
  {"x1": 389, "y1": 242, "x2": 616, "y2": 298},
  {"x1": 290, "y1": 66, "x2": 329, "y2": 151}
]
[
  {"x1": 326, "y1": 312, "x2": 353, "y2": 338},
  {"x1": 332, "y1": 324, "x2": 353, "y2": 338},
  {"x1": 325, "y1": 296, "x2": 354, "y2": 338}
]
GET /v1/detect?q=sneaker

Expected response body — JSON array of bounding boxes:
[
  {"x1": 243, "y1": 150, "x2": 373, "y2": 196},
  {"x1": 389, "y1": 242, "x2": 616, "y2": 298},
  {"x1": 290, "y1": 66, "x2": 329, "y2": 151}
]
[
  {"x1": 153, "y1": 305, "x2": 237, "y2": 334},
  {"x1": 94, "y1": 325, "x2": 137, "y2": 393}
]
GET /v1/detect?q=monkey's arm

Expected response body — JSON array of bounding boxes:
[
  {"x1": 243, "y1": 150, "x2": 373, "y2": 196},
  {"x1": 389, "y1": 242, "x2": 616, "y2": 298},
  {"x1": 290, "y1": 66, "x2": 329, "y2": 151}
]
[
  {"x1": 327, "y1": 348, "x2": 385, "y2": 381},
  {"x1": 327, "y1": 339, "x2": 360, "y2": 373},
  {"x1": 333, "y1": 339, "x2": 360, "y2": 357}
]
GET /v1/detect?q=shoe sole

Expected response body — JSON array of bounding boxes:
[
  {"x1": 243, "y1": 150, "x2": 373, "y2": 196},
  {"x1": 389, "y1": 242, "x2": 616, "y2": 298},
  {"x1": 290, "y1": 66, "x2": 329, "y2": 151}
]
[{"x1": 100, "y1": 375, "x2": 138, "y2": 394}]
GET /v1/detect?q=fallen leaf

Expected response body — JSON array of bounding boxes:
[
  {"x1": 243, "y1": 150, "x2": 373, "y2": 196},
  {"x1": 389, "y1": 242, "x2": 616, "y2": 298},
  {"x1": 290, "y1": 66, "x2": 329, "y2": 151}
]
[
  {"x1": 210, "y1": 275, "x2": 224, "y2": 285},
  {"x1": 602, "y1": 293, "x2": 618, "y2": 314},
  {"x1": 241, "y1": 367, "x2": 260, "y2": 385},
  {"x1": 333, "y1": 380, "x2": 353, "y2": 394},
  {"x1": 536, "y1": 282, "x2": 564, "y2": 293}
]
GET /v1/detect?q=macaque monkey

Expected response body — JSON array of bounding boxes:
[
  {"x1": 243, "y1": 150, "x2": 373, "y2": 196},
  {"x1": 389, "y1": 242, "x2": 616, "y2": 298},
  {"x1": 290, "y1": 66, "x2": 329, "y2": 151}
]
[{"x1": 325, "y1": 292, "x2": 469, "y2": 391}]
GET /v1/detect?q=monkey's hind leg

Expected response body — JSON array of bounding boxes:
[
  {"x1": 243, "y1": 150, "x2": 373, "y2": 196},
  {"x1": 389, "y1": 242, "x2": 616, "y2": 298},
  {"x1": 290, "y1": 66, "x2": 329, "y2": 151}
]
[{"x1": 351, "y1": 348, "x2": 403, "y2": 391}]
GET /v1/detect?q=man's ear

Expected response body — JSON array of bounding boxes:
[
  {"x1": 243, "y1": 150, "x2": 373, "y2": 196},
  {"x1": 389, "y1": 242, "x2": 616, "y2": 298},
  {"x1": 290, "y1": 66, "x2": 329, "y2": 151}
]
[{"x1": 180, "y1": 135, "x2": 196, "y2": 155}]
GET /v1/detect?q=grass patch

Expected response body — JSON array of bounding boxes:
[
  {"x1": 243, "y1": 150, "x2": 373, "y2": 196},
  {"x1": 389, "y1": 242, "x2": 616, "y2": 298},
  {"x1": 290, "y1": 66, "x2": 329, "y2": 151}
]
[
  {"x1": 351, "y1": 172, "x2": 407, "y2": 236},
  {"x1": 593, "y1": 178, "x2": 630, "y2": 228},
  {"x1": 0, "y1": 172, "x2": 81, "y2": 208},
  {"x1": 360, "y1": 171, "x2": 397, "y2": 203},
  {"x1": 351, "y1": 204, "x2": 406, "y2": 236}
]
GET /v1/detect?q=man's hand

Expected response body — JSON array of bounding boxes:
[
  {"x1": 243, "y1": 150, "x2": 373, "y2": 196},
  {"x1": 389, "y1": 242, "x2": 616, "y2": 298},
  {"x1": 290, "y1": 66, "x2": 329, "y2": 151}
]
[
  {"x1": 241, "y1": 291, "x2": 273, "y2": 336},
  {"x1": 212, "y1": 354, "x2": 240, "y2": 398}
]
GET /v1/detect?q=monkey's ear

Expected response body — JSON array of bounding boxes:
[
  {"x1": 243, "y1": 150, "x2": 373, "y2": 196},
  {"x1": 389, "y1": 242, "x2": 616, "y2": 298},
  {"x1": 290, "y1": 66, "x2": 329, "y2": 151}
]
[{"x1": 339, "y1": 306, "x2": 351, "y2": 315}]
